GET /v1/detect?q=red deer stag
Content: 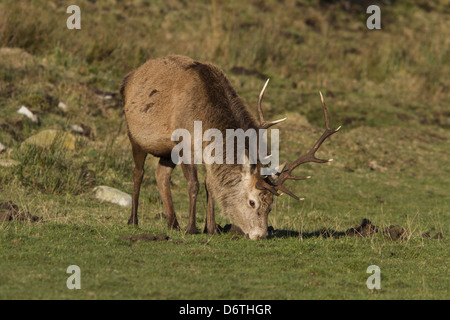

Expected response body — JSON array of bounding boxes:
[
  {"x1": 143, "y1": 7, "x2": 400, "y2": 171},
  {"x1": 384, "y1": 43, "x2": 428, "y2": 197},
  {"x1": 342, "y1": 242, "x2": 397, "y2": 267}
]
[{"x1": 121, "y1": 55, "x2": 340, "y2": 239}]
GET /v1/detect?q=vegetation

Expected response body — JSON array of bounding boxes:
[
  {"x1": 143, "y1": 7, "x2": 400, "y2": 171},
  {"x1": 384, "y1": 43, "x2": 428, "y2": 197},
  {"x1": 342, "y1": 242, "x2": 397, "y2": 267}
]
[{"x1": 0, "y1": 0, "x2": 448, "y2": 299}]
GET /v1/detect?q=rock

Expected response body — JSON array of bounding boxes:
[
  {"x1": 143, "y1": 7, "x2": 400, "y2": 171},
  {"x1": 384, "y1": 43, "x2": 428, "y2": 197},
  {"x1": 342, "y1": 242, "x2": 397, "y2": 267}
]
[
  {"x1": 0, "y1": 159, "x2": 20, "y2": 167},
  {"x1": 94, "y1": 89, "x2": 117, "y2": 101},
  {"x1": 22, "y1": 129, "x2": 76, "y2": 150},
  {"x1": 70, "y1": 123, "x2": 95, "y2": 140},
  {"x1": 17, "y1": 106, "x2": 39, "y2": 124},
  {"x1": 70, "y1": 124, "x2": 84, "y2": 134},
  {"x1": 0, "y1": 142, "x2": 6, "y2": 153},
  {"x1": 93, "y1": 186, "x2": 132, "y2": 207},
  {"x1": 58, "y1": 101, "x2": 68, "y2": 113}
]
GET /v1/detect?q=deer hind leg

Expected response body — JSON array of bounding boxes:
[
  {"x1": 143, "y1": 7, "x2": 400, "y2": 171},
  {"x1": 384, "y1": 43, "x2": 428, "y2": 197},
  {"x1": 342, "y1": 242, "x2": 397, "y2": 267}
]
[
  {"x1": 156, "y1": 158, "x2": 181, "y2": 230},
  {"x1": 128, "y1": 144, "x2": 147, "y2": 225},
  {"x1": 181, "y1": 163, "x2": 200, "y2": 234}
]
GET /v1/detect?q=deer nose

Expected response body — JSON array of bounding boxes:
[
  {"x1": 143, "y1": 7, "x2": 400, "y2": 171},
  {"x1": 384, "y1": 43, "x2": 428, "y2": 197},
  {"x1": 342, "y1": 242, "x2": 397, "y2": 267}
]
[
  {"x1": 248, "y1": 230, "x2": 268, "y2": 240},
  {"x1": 258, "y1": 232, "x2": 268, "y2": 240}
]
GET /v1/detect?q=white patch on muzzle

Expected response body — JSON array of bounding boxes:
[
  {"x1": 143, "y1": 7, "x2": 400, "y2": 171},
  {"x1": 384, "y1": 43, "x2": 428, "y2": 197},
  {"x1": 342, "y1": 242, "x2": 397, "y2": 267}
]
[{"x1": 248, "y1": 228, "x2": 268, "y2": 240}]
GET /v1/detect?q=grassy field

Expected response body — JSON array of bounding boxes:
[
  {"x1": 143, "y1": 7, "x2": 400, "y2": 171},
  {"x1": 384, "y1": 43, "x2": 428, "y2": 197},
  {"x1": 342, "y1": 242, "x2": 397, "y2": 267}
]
[{"x1": 0, "y1": 0, "x2": 449, "y2": 300}]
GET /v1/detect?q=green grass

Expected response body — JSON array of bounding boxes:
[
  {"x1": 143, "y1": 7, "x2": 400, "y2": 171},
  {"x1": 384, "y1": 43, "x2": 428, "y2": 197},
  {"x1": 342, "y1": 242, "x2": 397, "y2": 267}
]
[
  {"x1": 0, "y1": 216, "x2": 447, "y2": 299},
  {"x1": 0, "y1": 0, "x2": 449, "y2": 299}
]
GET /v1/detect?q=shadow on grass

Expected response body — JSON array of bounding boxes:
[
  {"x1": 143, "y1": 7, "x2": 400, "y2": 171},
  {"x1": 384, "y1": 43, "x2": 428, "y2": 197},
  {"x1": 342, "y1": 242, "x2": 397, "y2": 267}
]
[
  {"x1": 267, "y1": 219, "x2": 409, "y2": 241},
  {"x1": 147, "y1": 214, "x2": 440, "y2": 241}
]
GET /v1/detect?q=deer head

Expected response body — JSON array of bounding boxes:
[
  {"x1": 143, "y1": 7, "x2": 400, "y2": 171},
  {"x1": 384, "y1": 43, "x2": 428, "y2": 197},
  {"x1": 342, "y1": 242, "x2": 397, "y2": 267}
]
[{"x1": 230, "y1": 80, "x2": 341, "y2": 239}]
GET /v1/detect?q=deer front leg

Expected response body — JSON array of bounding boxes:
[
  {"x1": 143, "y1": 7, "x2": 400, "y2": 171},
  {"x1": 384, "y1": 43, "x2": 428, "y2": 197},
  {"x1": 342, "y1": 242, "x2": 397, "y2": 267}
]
[
  {"x1": 204, "y1": 179, "x2": 218, "y2": 235},
  {"x1": 155, "y1": 158, "x2": 180, "y2": 230},
  {"x1": 128, "y1": 144, "x2": 147, "y2": 225},
  {"x1": 181, "y1": 163, "x2": 199, "y2": 234}
]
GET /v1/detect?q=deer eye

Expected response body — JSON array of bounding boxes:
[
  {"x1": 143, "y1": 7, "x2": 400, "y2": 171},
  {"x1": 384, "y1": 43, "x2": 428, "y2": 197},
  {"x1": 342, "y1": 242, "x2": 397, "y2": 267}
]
[{"x1": 249, "y1": 200, "x2": 255, "y2": 208}]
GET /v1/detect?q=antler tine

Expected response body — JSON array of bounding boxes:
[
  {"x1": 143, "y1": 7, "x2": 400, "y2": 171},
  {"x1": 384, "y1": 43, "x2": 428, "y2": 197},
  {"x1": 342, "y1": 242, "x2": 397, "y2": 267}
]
[
  {"x1": 319, "y1": 91, "x2": 331, "y2": 131},
  {"x1": 257, "y1": 79, "x2": 287, "y2": 129},
  {"x1": 274, "y1": 183, "x2": 305, "y2": 201},
  {"x1": 257, "y1": 79, "x2": 269, "y2": 123},
  {"x1": 274, "y1": 92, "x2": 341, "y2": 199}
]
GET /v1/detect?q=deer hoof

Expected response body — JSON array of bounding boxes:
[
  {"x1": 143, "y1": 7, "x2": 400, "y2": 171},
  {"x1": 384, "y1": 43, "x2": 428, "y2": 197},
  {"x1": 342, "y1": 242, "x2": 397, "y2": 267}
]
[{"x1": 186, "y1": 224, "x2": 200, "y2": 234}]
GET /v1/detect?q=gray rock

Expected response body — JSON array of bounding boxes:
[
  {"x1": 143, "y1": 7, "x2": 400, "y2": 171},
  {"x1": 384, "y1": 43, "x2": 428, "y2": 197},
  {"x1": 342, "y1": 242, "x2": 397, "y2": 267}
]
[
  {"x1": 17, "y1": 106, "x2": 39, "y2": 124},
  {"x1": 93, "y1": 186, "x2": 132, "y2": 207},
  {"x1": 70, "y1": 124, "x2": 84, "y2": 134},
  {"x1": 58, "y1": 101, "x2": 68, "y2": 113}
]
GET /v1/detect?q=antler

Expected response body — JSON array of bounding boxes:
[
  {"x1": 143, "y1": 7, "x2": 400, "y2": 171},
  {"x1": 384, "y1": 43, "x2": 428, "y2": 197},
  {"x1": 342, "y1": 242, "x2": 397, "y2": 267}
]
[
  {"x1": 257, "y1": 79, "x2": 286, "y2": 129},
  {"x1": 272, "y1": 92, "x2": 341, "y2": 200}
]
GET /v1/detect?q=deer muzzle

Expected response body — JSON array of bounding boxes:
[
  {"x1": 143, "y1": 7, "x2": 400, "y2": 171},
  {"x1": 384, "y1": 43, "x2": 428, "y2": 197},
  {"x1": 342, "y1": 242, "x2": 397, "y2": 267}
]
[{"x1": 247, "y1": 228, "x2": 268, "y2": 240}]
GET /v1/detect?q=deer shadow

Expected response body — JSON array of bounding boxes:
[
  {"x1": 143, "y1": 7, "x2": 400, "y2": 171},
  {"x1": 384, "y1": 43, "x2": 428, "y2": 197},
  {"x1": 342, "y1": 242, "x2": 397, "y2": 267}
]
[
  {"x1": 266, "y1": 219, "x2": 408, "y2": 241},
  {"x1": 220, "y1": 218, "x2": 379, "y2": 239}
]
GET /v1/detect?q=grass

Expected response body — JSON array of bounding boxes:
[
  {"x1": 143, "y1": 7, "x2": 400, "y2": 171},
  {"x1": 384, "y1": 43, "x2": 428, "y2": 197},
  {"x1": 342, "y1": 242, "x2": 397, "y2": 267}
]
[
  {"x1": 0, "y1": 0, "x2": 449, "y2": 299},
  {"x1": 0, "y1": 212, "x2": 447, "y2": 299}
]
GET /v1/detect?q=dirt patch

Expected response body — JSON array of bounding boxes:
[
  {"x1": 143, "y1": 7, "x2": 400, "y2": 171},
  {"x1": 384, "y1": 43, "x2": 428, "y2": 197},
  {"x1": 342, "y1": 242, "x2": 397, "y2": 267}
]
[
  {"x1": 382, "y1": 225, "x2": 408, "y2": 241},
  {"x1": 344, "y1": 218, "x2": 379, "y2": 237},
  {"x1": 422, "y1": 229, "x2": 444, "y2": 240},
  {"x1": 0, "y1": 201, "x2": 43, "y2": 222},
  {"x1": 119, "y1": 233, "x2": 169, "y2": 242}
]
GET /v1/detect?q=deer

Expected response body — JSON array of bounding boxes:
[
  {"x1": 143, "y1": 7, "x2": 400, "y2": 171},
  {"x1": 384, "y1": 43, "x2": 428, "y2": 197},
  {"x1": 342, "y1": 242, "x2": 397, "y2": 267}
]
[{"x1": 120, "y1": 55, "x2": 340, "y2": 240}]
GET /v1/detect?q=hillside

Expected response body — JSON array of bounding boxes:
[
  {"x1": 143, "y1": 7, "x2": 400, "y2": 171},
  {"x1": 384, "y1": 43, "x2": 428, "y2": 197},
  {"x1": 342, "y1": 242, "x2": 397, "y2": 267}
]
[{"x1": 0, "y1": 0, "x2": 449, "y2": 300}]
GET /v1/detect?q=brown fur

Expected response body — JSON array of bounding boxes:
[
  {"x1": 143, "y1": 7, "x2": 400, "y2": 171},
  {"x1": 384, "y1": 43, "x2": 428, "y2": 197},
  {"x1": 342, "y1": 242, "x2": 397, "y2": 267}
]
[{"x1": 122, "y1": 55, "x2": 272, "y2": 239}]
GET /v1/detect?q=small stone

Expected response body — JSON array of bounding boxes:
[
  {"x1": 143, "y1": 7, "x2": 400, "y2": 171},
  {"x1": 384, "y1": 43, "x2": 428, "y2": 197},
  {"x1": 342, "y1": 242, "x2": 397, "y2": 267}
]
[
  {"x1": 93, "y1": 186, "x2": 132, "y2": 207},
  {"x1": 58, "y1": 101, "x2": 68, "y2": 113},
  {"x1": 70, "y1": 123, "x2": 95, "y2": 140},
  {"x1": 17, "y1": 106, "x2": 39, "y2": 124},
  {"x1": 70, "y1": 124, "x2": 84, "y2": 134}
]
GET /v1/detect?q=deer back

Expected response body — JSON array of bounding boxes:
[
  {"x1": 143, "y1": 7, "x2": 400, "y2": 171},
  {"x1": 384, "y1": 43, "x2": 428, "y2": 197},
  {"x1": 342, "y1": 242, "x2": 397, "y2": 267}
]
[{"x1": 121, "y1": 55, "x2": 257, "y2": 159}]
